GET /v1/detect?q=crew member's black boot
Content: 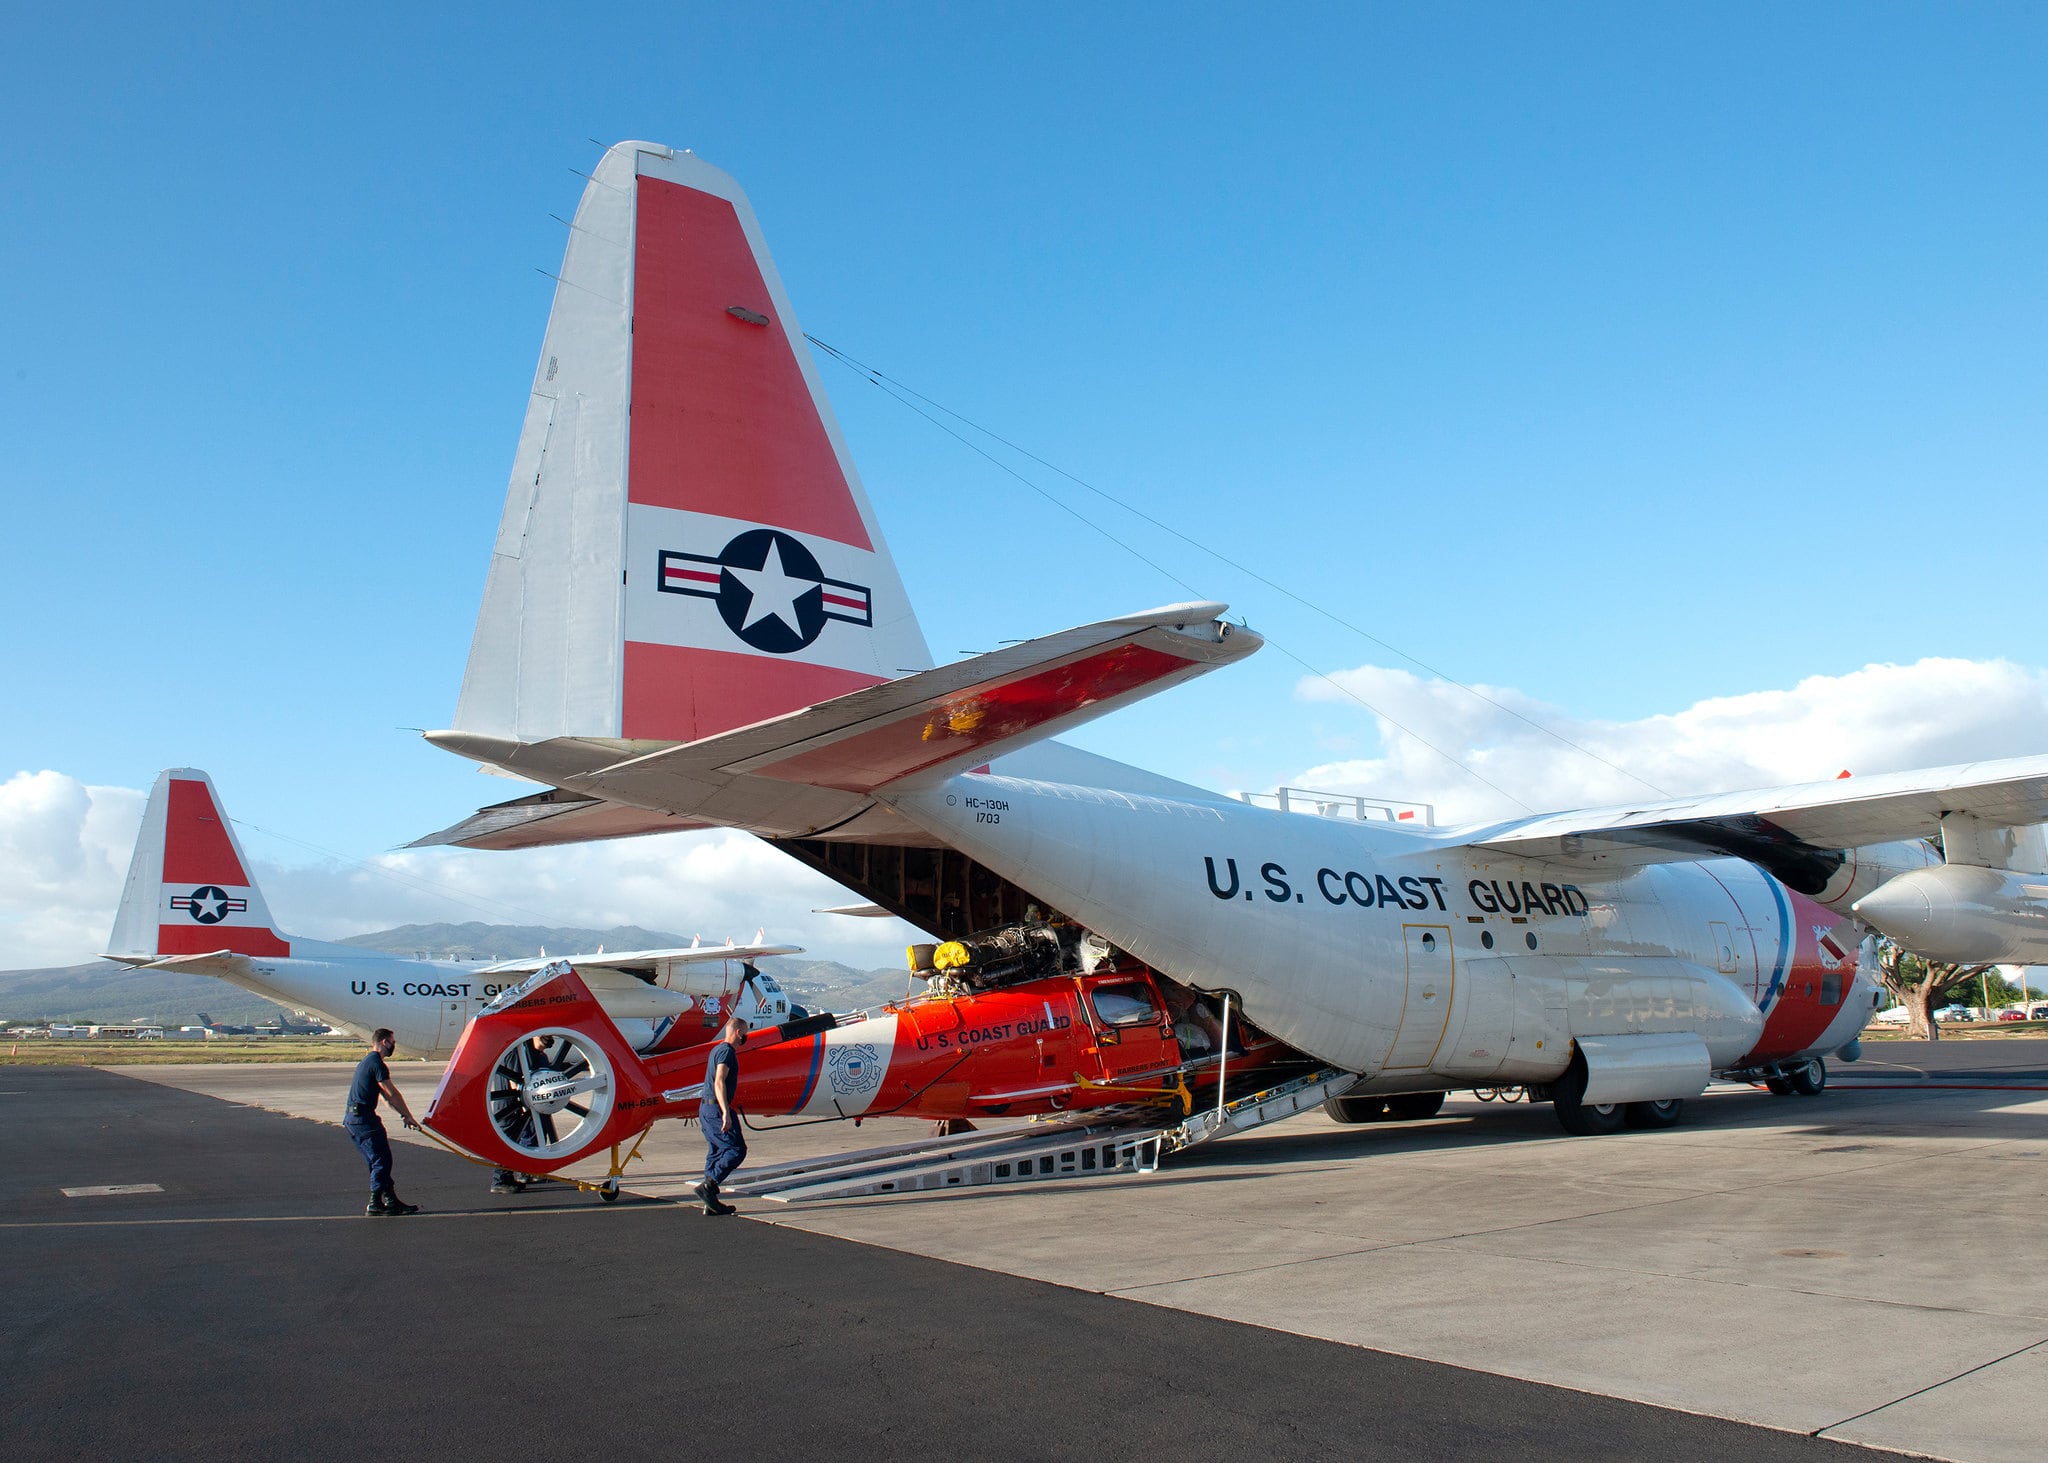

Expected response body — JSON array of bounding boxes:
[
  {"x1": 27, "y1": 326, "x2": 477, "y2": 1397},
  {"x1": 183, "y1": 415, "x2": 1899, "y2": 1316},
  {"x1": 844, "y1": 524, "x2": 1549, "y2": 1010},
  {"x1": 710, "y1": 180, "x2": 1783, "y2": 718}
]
[
  {"x1": 365, "y1": 1191, "x2": 390, "y2": 1217},
  {"x1": 381, "y1": 1188, "x2": 421, "y2": 1216},
  {"x1": 694, "y1": 1180, "x2": 735, "y2": 1216}
]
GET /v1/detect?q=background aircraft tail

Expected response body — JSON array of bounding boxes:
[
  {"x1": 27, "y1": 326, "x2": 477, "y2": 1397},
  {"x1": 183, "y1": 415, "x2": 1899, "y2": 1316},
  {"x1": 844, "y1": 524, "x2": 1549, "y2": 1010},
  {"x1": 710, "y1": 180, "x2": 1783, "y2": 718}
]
[
  {"x1": 454, "y1": 142, "x2": 933, "y2": 750},
  {"x1": 107, "y1": 769, "x2": 291, "y2": 959}
]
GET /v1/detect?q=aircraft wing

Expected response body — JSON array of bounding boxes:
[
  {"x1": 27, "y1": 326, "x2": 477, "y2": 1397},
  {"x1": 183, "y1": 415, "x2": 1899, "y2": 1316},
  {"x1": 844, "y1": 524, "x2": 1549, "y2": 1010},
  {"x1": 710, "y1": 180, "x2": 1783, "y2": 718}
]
[
  {"x1": 421, "y1": 602, "x2": 1258, "y2": 841},
  {"x1": 478, "y1": 943, "x2": 802, "y2": 976},
  {"x1": 1464, "y1": 754, "x2": 2048, "y2": 878}
]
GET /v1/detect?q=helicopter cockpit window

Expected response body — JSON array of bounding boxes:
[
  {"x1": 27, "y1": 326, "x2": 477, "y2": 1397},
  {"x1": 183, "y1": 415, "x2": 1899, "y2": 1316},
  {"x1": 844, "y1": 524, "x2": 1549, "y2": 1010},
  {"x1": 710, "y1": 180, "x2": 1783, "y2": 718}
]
[{"x1": 1090, "y1": 983, "x2": 1160, "y2": 1027}]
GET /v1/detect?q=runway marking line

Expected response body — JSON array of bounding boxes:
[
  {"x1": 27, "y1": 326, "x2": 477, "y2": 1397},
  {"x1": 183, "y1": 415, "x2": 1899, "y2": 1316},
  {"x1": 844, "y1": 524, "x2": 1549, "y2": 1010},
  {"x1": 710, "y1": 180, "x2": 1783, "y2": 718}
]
[
  {"x1": 0, "y1": 1202, "x2": 681, "y2": 1229},
  {"x1": 60, "y1": 1184, "x2": 164, "y2": 1196}
]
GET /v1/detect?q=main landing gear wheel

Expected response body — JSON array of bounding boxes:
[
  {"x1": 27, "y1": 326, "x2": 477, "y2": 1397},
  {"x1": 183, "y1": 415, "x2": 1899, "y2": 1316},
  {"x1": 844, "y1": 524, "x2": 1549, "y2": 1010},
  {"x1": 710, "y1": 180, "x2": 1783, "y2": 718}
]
[
  {"x1": 487, "y1": 1029, "x2": 615, "y2": 1163},
  {"x1": 1623, "y1": 1098, "x2": 1685, "y2": 1128},
  {"x1": 1765, "y1": 1058, "x2": 1826, "y2": 1097},
  {"x1": 1323, "y1": 1095, "x2": 1390, "y2": 1124},
  {"x1": 1551, "y1": 1053, "x2": 1624, "y2": 1136},
  {"x1": 1386, "y1": 1090, "x2": 1447, "y2": 1120}
]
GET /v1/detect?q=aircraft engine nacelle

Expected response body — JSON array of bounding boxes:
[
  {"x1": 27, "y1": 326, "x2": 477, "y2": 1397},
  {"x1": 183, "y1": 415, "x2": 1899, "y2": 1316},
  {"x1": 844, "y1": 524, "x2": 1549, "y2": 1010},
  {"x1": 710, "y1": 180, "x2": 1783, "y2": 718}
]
[{"x1": 1853, "y1": 865, "x2": 2048, "y2": 964}]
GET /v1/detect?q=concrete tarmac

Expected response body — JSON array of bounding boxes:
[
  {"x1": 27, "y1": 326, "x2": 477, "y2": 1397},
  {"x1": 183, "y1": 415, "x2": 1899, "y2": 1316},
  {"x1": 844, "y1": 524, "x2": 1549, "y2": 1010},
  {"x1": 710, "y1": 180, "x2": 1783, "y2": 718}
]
[{"x1": 2, "y1": 1065, "x2": 1916, "y2": 1463}]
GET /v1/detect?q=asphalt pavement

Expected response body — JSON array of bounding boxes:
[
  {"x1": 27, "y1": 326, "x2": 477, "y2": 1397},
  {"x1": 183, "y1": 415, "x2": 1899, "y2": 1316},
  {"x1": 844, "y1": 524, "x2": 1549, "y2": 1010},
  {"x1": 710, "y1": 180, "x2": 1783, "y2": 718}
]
[{"x1": 0, "y1": 1064, "x2": 1922, "y2": 1462}]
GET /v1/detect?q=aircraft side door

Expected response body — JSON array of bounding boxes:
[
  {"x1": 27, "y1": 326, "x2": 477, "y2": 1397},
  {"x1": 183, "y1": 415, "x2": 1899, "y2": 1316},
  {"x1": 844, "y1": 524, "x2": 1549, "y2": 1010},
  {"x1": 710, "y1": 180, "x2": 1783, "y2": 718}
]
[
  {"x1": 1385, "y1": 925, "x2": 1455, "y2": 1069},
  {"x1": 434, "y1": 998, "x2": 468, "y2": 1051},
  {"x1": 1080, "y1": 976, "x2": 1176, "y2": 1078},
  {"x1": 1437, "y1": 956, "x2": 1514, "y2": 1079}
]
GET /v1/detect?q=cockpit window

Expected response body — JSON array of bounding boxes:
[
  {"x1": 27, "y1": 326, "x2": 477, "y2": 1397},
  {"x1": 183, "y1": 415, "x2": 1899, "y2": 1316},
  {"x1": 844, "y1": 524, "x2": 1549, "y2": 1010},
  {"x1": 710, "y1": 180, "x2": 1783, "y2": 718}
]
[{"x1": 1090, "y1": 982, "x2": 1159, "y2": 1027}]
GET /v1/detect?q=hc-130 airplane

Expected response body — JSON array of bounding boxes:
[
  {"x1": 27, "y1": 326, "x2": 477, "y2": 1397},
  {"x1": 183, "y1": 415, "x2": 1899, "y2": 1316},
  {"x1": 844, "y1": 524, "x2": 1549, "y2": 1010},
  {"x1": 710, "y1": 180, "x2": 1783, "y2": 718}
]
[
  {"x1": 104, "y1": 768, "x2": 804, "y2": 1056},
  {"x1": 412, "y1": 142, "x2": 2048, "y2": 1179}
]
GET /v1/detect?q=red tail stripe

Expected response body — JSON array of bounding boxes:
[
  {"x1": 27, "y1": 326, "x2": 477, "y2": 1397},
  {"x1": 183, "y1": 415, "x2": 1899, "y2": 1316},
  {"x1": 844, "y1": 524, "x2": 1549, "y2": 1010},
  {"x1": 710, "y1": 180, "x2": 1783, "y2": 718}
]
[
  {"x1": 627, "y1": 178, "x2": 873, "y2": 550},
  {"x1": 621, "y1": 642, "x2": 887, "y2": 743},
  {"x1": 157, "y1": 925, "x2": 290, "y2": 957},
  {"x1": 162, "y1": 778, "x2": 250, "y2": 885}
]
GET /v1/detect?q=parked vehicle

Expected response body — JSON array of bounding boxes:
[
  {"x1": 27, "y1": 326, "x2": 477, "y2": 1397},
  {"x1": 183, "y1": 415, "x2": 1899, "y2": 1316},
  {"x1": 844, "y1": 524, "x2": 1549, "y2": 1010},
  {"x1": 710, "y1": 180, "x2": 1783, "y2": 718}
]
[{"x1": 1998, "y1": 1010, "x2": 2026, "y2": 1022}]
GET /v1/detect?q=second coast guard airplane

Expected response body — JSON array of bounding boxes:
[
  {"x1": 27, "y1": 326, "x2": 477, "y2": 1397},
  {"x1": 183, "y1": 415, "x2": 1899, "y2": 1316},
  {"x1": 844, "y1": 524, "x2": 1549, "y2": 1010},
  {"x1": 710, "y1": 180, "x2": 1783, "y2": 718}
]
[
  {"x1": 412, "y1": 142, "x2": 2048, "y2": 1148},
  {"x1": 105, "y1": 769, "x2": 803, "y2": 1056}
]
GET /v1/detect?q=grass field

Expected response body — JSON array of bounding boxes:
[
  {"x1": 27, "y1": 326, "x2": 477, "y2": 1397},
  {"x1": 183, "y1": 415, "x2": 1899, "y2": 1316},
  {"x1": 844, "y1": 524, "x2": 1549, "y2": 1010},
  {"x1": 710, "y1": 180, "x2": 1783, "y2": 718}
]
[{"x1": 0, "y1": 1037, "x2": 364, "y2": 1066}]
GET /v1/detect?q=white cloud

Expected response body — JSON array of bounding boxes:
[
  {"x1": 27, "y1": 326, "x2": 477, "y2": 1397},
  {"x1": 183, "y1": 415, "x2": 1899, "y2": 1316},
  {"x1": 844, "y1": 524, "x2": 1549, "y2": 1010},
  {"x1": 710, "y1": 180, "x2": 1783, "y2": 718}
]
[
  {"x1": 1293, "y1": 657, "x2": 2048, "y2": 825},
  {"x1": 16, "y1": 660, "x2": 2040, "y2": 968},
  {"x1": 258, "y1": 831, "x2": 921, "y2": 970},
  {"x1": 0, "y1": 769, "x2": 917, "y2": 972},
  {"x1": 0, "y1": 771, "x2": 146, "y2": 968}
]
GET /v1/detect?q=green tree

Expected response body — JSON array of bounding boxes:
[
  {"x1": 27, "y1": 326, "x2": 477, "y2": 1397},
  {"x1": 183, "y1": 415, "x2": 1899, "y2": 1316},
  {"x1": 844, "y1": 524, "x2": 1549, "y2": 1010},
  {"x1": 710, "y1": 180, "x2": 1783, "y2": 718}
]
[{"x1": 1874, "y1": 941, "x2": 1993, "y2": 1040}]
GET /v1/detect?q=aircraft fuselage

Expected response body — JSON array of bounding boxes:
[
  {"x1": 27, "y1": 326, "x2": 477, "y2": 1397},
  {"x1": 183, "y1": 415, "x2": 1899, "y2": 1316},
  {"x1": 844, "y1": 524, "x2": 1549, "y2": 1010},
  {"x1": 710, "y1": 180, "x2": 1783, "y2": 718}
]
[
  {"x1": 889, "y1": 775, "x2": 1920, "y2": 1084},
  {"x1": 175, "y1": 944, "x2": 530, "y2": 1056}
]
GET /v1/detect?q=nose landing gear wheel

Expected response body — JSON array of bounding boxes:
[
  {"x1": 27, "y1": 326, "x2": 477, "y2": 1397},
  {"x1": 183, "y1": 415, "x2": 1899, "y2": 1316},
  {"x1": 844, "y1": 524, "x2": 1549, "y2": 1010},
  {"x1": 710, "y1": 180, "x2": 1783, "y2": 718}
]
[{"x1": 487, "y1": 1029, "x2": 614, "y2": 1163}]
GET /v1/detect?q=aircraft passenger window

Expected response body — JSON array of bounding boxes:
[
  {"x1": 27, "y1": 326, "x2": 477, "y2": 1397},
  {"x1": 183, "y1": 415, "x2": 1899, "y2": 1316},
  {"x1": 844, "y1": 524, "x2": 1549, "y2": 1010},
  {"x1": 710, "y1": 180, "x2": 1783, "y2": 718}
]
[
  {"x1": 1480, "y1": 930, "x2": 1495, "y2": 949},
  {"x1": 1525, "y1": 932, "x2": 1538, "y2": 950},
  {"x1": 1090, "y1": 984, "x2": 1160, "y2": 1027},
  {"x1": 1421, "y1": 932, "x2": 1436, "y2": 952},
  {"x1": 1820, "y1": 970, "x2": 1842, "y2": 1006}
]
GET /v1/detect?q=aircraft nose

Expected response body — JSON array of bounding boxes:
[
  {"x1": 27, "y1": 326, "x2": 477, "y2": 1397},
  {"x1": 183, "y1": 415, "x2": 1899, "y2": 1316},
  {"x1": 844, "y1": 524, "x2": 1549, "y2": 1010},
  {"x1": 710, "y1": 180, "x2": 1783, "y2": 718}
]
[{"x1": 1853, "y1": 877, "x2": 1933, "y2": 940}]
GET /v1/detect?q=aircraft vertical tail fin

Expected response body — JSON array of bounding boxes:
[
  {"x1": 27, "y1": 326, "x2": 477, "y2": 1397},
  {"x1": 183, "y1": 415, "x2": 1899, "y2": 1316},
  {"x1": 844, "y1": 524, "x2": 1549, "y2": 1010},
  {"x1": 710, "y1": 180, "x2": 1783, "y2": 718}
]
[
  {"x1": 108, "y1": 770, "x2": 291, "y2": 959},
  {"x1": 454, "y1": 142, "x2": 933, "y2": 753}
]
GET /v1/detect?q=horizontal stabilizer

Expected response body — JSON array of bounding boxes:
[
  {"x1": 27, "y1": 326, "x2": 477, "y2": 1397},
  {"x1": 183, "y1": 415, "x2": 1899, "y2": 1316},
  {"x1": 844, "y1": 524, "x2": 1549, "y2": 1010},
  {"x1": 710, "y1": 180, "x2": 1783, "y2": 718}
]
[
  {"x1": 406, "y1": 789, "x2": 710, "y2": 851},
  {"x1": 424, "y1": 602, "x2": 1258, "y2": 840},
  {"x1": 100, "y1": 950, "x2": 260, "y2": 980},
  {"x1": 1468, "y1": 754, "x2": 2048, "y2": 878}
]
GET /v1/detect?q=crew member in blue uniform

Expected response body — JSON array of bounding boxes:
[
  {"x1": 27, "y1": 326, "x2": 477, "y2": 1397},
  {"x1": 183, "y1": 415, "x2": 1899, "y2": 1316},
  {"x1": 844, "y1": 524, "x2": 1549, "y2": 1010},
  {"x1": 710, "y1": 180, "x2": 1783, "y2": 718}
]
[
  {"x1": 345, "y1": 1028, "x2": 423, "y2": 1216},
  {"x1": 694, "y1": 1012, "x2": 748, "y2": 1216}
]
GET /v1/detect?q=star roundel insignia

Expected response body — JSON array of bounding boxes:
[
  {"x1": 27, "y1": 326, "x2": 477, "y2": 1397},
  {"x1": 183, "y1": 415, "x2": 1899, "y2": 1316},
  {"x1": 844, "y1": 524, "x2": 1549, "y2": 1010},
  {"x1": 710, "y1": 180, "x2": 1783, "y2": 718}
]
[
  {"x1": 169, "y1": 885, "x2": 245, "y2": 924},
  {"x1": 656, "y1": 529, "x2": 873, "y2": 655}
]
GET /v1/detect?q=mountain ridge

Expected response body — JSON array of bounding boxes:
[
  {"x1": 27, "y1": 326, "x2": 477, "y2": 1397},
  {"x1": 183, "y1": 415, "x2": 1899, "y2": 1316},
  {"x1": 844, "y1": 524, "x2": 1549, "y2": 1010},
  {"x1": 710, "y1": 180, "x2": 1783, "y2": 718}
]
[{"x1": 0, "y1": 923, "x2": 910, "y2": 1024}]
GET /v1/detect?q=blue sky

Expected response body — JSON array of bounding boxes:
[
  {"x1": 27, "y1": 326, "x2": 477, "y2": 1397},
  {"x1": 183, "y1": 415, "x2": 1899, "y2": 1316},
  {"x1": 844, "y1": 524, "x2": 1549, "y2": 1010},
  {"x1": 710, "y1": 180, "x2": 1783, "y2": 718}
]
[{"x1": 4, "y1": 3, "x2": 2045, "y2": 965}]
